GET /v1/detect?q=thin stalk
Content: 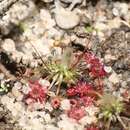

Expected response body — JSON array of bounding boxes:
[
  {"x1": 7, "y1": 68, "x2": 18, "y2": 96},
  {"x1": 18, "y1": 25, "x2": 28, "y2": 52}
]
[
  {"x1": 97, "y1": 78, "x2": 103, "y2": 94},
  {"x1": 56, "y1": 81, "x2": 62, "y2": 95},
  {"x1": 48, "y1": 74, "x2": 59, "y2": 90},
  {"x1": 116, "y1": 113, "x2": 128, "y2": 130},
  {"x1": 70, "y1": 34, "x2": 93, "y2": 69},
  {"x1": 70, "y1": 52, "x2": 84, "y2": 69},
  {"x1": 88, "y1": 90, "x2": 102, "y2": 98},
  {"x1": 106, "y1": 118, "x2": 111, "y2": 130},
  {"x1": 29, "y1": 41, "x2": 51, "y2": 72},
  {"x1": 56, "y1": 73, "x2": 63, "y2": 95}
]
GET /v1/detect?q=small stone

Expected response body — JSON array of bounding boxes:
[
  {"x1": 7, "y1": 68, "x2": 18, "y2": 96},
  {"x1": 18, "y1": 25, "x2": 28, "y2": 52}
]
[
  {"x1": 41, "y1": 0, "x2": 53, "y2": 3},
  {"x1": 45, "y1": 125, "x2": 59, "y2": 130},
  {"x1": 35, "y1": 38, "x2": 52, "y2": 56},
  {"x1": 113, "y1": 2, "x2": 128, "y2": 16},
  {"x1": 2, "y1": 39, "x2": 16, "y2": 52},
  {"x1": 12, "y1": 87, "x2": 23, "y2": 99},
  {"x1": 0, "y1": 73, "x2": 4, "y2": 80},
  {"x1": 58, "y1": 119, "x2": 75, "y2": 130},
  {"x1": 112, "y1": 8, "x2": 119, "y2": 16},
  {"x1": 85, "y1": 106, "x2": 99, "y2": 116},
  {"x1": 120, "y1": 88, "x2": 126, "y2": 93},
  {"x1": 104, "y1": 54, "x2": 117, "y2": 62},
  {"x1": 104, "y1": 66, "x2": 112, "y2": 73},
  {"x1": 0, "y1": 107, "x2": 3, "y2": 111},
  {"x1": 39, "y1": 79, "x2": 50, "y2": 87},
  {"x1": 1, "y1": 95, "x2": 11, "y2": 105},
  {"x1": 40, "y1": 9, "x2": 56, "y2": 29},
  {"x1": 55, "y1": 8, "x2": 80, "y2": 29},
  {"x1": 61, "y1": 99, "x2": 71, "y2": 110},
  {"x1": 12, "y1": 109, "x2": 19, "y2": 117},
  {"x1": 61, "y1": 36, "x2": 71, "y2": 46},
  {"x1": 70, "y1": 35, "x2": 77, "y2": 41},
  {"x1": 95, "y1": 22, "x2": 108, "y2": 31},
  {"x1": 47, "y1": 28, "x2": 63, "y2": 39},
  {"x1": 121, "y1": 81, "x2": 127, "y2": 88},
  {"x1": 14, "y1": 82, "x2": 22, "y2": 90},
  {"x1": 108, "y1": 18, "x2": 121, "y2": 29},
  {"x1": 17, "y1": 95, "x2": 24, "y2": 101},
  {"x1": 32, "y1": 102, "x2": 44, "y2": 110},
  {"x1": 21, "y1": 85, "x2": 30, "y2": 94},
  {"x1": 113, "y1": 91, "x2": 122, "y2": 100},
  {"x1": 31, "y1": 118, "x2": 44, "y2": 130},
  {"x1": 45, "y1": 102, "x2": 53, "y2": 112},
  {"x1": 14, "y1": 102, "x2": 23, "y2": 111},
  {"x1": 79, "y1": 116, "x2": 97, "y2": 125},
  {"x1": 1, "y1": 96, "x2": 15, "y2": 110},
  {"x1": 44, "y1": 114, "x2": 51, "y2": 123},
  {"x1": 109, "y1": 72, "x2": 120, "y2": 84}
]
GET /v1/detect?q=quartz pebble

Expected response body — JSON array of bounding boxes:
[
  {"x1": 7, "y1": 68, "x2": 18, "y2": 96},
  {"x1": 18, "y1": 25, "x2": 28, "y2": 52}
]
[
  {"x1": 44, "y1": 114, "x2": 51, "y2": 123},
  {"x1": 109, "y1": 72, "x2": 120, "y2": 84},
  {"x1": 0, "y1": 73, "x2": 4, "y2": 80},
  {"x1": 61, "y1": 99, "x2": 71, "y2": 110},
  {"x1": 58, "y1": 119, "x2": 76, "y2": 130},
  {"x1": 104, "y1": 66, "x2": 112, "y2": 73},
  {"x1": 1, "y1": 95, "x2": 11, "y2": 105},
  {"x1": 45, "y1": 125, "x2": 60, "y2": 130},
  {"x1": 12, "y1": 87, "x2": 23, "y2": 99},
  {"x1": 2, "y1": 39, "x2": 16, "y2": 52},
  {"x1": 21, "y1": 85, "x2": 30, "y2": 94},
  {"x1": 55, "y1": 8, "x2": 80, "y2": 29},
  {"x1": 14, "y1": 82, "x2": 22, "y2": 90},
  {"x1": 39, "y1": 79, "x2": 50, "y2": 87},
  {"x1": 113, "y1": 2, "x2": 128, "y2": 17},
  {"x1": 41, "y1": 0, "x2": 53, "y2": 3},
  {"x1": 45, "y1": 102, "x2": 53, "y2": 112},
  {"x1": 79, "y1": 115, "x2": 97, "y2": 125},
  {"x1": 104, "y1": 54, "x2": 117, "y2": 62},
  {"x1": 112, "y1": 8, "x2": 119, "y2": 16}
]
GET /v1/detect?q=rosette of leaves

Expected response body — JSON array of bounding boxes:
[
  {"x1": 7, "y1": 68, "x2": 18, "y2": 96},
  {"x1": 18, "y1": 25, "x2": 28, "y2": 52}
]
[
  {"x1": 0, "y1": 81, "x2": 10, "y2": 95},
  {"x1": 41, "y1": 47, "x2": 79, "y2": 95},
  {"x1": 98, "y1": 93, "x2": 127, "y2": 130}
]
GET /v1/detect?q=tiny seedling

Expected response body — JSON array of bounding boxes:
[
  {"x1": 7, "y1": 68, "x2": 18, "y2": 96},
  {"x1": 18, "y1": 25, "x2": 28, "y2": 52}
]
[
  {"x1": 39, "y1": 47, "x2": 79, "y2": 95},
  {"x1": 0, "y1": 83, "x2": 9, "y2": 94},
  {"x1": 98, "y1": 93, "x2": 127, "y2": 130}
]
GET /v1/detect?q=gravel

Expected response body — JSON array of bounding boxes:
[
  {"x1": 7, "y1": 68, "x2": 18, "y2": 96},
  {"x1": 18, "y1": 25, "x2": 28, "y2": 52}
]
[{"x1": 0, "y1": 0, "x2": 130, "y2": 130}]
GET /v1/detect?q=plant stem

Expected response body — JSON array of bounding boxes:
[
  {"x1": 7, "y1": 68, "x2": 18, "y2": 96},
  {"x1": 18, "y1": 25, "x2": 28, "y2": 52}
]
[
  {"x1": 48, "y1": 74, "x2": 59, "y2": 90},
  {"x1": 29, "y1": 40, "x2": 51, "y2": 72},
  {"x1": 56, "y1": 82, "x2": 61, "y2": 96},
  {"x1": 106, "y1": 118, "x2": 111, "y2": 130},
  {"x1": 116, "y1": 114, "x2": 128, "y2": 130},
  {"x1": 70, "y1": 52, "x2": 84, "y2": 69},
  {"x1": 88, "y1": 90, "x2": 102, "y2": 98},
  {"x1": 70, "y1": 34, "x2": 93, "y2": 69}
]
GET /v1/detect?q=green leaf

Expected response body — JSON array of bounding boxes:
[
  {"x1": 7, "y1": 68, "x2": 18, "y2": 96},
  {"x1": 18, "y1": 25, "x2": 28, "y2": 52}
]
[{"x1": 85, "y1": 26, "x2": 94, "y2": 33}]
